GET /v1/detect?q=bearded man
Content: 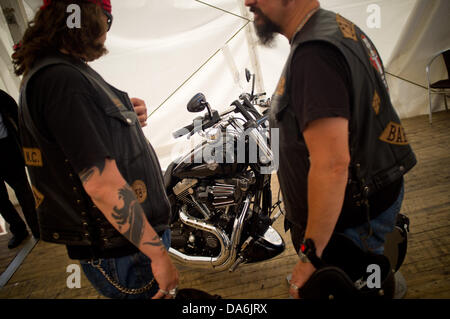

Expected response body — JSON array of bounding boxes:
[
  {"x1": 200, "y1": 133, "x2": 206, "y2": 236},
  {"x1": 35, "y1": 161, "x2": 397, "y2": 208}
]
[{"x1": 245, "y1": 0, "x2": 416, "y2": 299}]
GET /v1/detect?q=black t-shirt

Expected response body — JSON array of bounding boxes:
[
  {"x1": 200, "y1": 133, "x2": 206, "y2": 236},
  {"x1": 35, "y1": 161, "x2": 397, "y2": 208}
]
[
  {"x1": 26, "y1": 63, "x2": 114, "y2": 175},
  {"x1": 286, "y1": 41, "x2": 401, "y2": 228}
]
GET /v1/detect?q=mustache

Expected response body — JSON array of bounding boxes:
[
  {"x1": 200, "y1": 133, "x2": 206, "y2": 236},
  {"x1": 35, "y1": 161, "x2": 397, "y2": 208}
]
[
  {"x1": 249, "y1": 6, "x2": 261, "y2": 15},
  {"x1": 248, "y1": 6, "x2": 280, "y2": 47}
]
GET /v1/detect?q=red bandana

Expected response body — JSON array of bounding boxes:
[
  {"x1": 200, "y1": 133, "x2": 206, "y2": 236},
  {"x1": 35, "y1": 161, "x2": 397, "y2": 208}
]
[{"x1": 41, "y1": 0, "x2": 112, "y2": 13}]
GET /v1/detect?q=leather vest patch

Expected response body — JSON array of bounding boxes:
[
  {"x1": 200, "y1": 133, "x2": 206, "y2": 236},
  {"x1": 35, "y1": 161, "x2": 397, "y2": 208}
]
[
  {"x1": 132, "y1": 180, "x2": 147, "y2": 204},
  {"x1": 360, "y1": 34, "x2": 389, "y2": 90},
  {"x1": 379, "y1": 122, "x2": 409, "y2": 145},
  {"x1": 372, "y1": 91, "x2": 381, "y2": 115},
  {"x1": 112, "y1": 97, "x2": 124, "y2": 109},
  {"x1": 275, "y1": 77, "x2": 286, "y2": 96},
  {"x1": 31, "y1": 185, "x2": 44, "y2": 209},
  {"x1": 336, "y1": 14, "x2": 357, "y2": 41},
  {"x1": 23, "y1": 148, "x2": 43, "y2": 167}
]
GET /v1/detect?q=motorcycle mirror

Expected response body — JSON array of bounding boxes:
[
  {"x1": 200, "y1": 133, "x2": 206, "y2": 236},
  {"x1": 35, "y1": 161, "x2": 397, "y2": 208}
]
[
  {"x1": 187, "y1": 93, "x2": 207, "y2": 113},
  {"x1": 245, "y1": 68, "x2": 251, "y2": 82}
]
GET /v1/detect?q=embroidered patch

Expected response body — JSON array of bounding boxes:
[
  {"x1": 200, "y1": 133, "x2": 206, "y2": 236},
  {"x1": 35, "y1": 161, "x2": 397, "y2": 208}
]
[
  {"x1": 360, "y1": 34, "x2": 389, "y2": 90},
  {"x1": 275, "y1": 77, "x2": 286, "y2": 96},
  {"x1": 131, "y1": 180, "x2": 147, "y2": 204},
  {"x1": 336, "y1": 14, "x2": 357, "y2": 41},
  {"x1": 372, "y1": 91, "x2": 381, "y2": 115},
  {"x1": 379, "y1": 122, "x2": 409, "y2": 145},
  {"x1": 31, "y1": 185, "x2": 44, "y2": 209},
  {"x1": 23, "y1": 148, "x2": 43, "y2": 167}
]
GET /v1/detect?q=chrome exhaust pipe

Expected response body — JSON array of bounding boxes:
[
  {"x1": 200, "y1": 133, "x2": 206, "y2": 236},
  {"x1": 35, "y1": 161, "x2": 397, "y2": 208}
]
[
  {"x1": 168, "y1": 196, "x2": 251, "y2": 271},
  {"x1": 168, "y1": 205, "x2": 231, "y2": 269},
  {"x1": 218, "y1": 196, "x2": 251, "y2": 270}
]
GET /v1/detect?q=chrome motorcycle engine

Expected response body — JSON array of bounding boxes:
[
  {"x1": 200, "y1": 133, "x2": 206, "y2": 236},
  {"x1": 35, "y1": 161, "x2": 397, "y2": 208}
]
[{"x1": 170, "y1": 173, "x2": 256, "y2": 257}]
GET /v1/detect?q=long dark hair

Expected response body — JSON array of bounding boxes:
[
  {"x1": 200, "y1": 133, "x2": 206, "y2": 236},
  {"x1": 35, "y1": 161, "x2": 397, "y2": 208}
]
[{"x1": 12, "y1": 1, "x2": 108, "y2": 76}]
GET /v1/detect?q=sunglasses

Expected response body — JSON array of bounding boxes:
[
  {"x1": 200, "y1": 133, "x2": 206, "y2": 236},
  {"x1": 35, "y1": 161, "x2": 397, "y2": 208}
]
[{"x1": 104, "y1": 10, "x2": 113, "y2": 31}]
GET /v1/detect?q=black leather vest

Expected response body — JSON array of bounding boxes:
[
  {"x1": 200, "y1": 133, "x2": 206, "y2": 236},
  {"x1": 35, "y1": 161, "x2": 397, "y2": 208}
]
[
  {"x1": 19, "y1": 54, "x2": 171, "y2": 259},
  {"x1": 270, "y1": 9, "x2": 417, "y2": 230}
]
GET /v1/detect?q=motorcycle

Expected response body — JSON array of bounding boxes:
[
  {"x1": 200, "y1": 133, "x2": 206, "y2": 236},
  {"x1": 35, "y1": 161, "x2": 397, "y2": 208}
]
[
  {"x1": 164, "y1": 69, "x2": 285, "y2": 272},
  {"x1": 162, "y1": 68, "x2": 410, "y2": 281}
]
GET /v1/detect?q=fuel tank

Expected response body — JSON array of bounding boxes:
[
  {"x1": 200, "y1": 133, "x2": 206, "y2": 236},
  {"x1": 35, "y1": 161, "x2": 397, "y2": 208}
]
[{"x1": 172, "y1": 133, "x2": 246, "y2": 179}]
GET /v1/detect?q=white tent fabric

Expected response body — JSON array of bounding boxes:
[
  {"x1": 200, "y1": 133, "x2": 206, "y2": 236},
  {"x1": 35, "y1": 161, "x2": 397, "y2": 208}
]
[
  {"x1": 386, "y1": 0, "x2": 450, "y2": 119},
  {"x1": 1, "y1": 0, "x2": 449, "y2": 170}
]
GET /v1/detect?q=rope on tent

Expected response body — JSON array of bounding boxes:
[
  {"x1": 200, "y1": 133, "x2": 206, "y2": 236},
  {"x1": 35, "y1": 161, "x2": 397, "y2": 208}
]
[
  {"x1": 194, "y1": 0, "x2": 250, "y2": 22},
  {"x1": 385, "y1": 71, "x2": 428, "y2": 90},
  {"x1": 148, "y1": 20, "x2": 250, "y2": 118}
]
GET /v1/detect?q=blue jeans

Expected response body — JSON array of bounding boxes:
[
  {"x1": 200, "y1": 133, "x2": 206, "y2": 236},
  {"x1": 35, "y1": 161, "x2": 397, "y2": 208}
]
[
  {"x1": 342, "y1": 184, "x2": 404, "y2": 255},
  {"x1": 80, "y1": 229, "x2": 171, "y2": 299}
]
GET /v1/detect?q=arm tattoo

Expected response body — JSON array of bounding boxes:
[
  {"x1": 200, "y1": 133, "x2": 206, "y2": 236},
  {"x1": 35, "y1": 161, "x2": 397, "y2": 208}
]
[
  {"x1": 79, "y1": 160, "x2": 107, "y2": 184},
  {"x1": 143, "y1": 235, "x2": 164, "y2": 249},
  {"x1": 112, "y1": 185, "x2": 145, "y2": 246}
]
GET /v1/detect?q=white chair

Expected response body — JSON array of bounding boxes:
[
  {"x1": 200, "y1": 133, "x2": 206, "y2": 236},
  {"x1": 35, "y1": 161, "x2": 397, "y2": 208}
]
[{"x1": 426, "y1": 48, "x2": 450, "y2": 124}]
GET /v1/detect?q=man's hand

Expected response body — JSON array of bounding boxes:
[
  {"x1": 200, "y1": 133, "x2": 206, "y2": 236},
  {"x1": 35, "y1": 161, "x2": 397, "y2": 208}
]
[
  {"x1": 151, "y1": 253, "x2": 180, "y2": 299},
  {"x1": 131, "y1": 97, "x2": 147, "y2": 127},
  {"x1": 288, "y1": 261, "x2": 316, "y2": 299}
]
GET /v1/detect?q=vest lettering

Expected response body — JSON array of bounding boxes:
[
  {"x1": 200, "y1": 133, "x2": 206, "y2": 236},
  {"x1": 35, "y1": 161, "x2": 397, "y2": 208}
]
[
  {"x1": 23, "y1": 148, "x2": 43, "y2": 167},
  {"x1": 379, "y1": 122, "x2": 409, "y2": 145},
  {"x1": 388, "y1": 124, "x2": 397, "y2": 142}
]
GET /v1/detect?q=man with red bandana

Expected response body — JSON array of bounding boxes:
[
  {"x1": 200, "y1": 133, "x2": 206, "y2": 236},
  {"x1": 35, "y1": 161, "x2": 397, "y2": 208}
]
[{"x1": 13, "y1": 0, "x2": 178, "y2": 299}]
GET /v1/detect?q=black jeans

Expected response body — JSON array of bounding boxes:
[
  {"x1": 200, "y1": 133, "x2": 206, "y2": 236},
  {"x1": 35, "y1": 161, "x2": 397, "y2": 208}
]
[{"x1": 0, "y1": 136, "x2": 39, "y2": 237}]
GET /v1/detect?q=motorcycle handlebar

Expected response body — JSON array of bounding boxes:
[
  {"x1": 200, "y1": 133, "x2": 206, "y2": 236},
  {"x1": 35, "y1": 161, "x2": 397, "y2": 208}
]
[
  {"x1": 173, "y1": 97, "x2": 266, "y2": 139},
  {"x1": 231, "y1": 100, "x2": 254, "y2": 122},
  {"x1": 240, "y1": 95, "x2": 262, "y2": 118},
  {"x1": 172, "y1": 123, "x2": 195, "y2": 138}
]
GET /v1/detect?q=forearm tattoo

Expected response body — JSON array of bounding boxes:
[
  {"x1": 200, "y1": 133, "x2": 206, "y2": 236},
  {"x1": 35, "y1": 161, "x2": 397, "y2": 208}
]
[
  {"x1": 112, "y1": 185, "x2": 164, "y2": 250},
  {"x1": 143, "y1": 235, "x2": 164, "y2": 249},
  {"x1": 112, "y1": 185, "x2": 145, "y2": 246},
  {"x1": 79, "y1": 160, "x2": 106, "y2": 184}
]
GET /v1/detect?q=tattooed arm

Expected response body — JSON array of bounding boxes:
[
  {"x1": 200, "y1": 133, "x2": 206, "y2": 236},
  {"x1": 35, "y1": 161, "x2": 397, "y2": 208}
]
[{"x1": 79, "y1": 158, "x2": 178, "y2": 299}]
